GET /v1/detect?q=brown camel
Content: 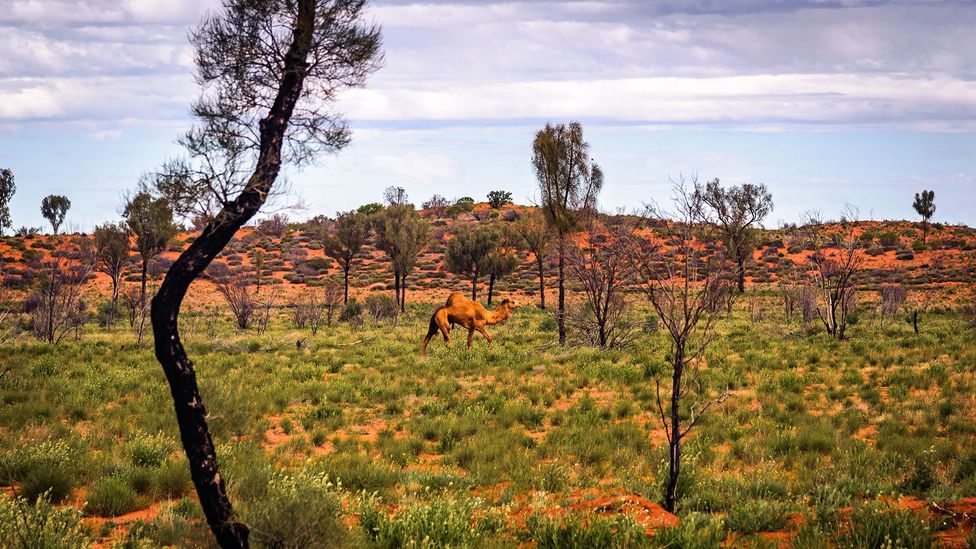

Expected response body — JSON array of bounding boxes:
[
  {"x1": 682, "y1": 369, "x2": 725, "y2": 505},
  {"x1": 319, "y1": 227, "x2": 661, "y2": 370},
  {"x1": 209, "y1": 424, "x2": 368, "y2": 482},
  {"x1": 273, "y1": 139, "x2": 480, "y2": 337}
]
[{"x1": 422, "y1": 292, "x2": 519, "y2": 355}]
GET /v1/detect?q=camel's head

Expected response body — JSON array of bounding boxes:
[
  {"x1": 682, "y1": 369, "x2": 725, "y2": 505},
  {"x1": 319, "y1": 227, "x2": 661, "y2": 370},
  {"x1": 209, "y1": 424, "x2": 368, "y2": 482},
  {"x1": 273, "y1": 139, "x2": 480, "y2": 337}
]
[{"x1": 501, "y1": 298, "x2": 520, "y2": 309}]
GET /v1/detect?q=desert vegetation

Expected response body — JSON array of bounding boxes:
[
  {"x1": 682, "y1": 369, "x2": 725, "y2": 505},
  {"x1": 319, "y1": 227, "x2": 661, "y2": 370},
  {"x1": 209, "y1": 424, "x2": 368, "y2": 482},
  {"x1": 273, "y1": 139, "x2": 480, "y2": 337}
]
[{"x1": 1, "y1": 0, "x2": 975, "y2": 548}]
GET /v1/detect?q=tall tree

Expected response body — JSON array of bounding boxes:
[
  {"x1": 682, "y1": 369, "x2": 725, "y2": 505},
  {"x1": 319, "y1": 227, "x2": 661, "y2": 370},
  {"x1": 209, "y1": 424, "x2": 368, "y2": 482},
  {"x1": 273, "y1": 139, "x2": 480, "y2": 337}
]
[
  {"x1": 94, "y1": 222, "x2": 133, "y2": 312},
  {"x1": 697, "y1": 179, "x2": 773, "y2": 293},
  {"x1": 532, "y1": 121, "x2": 603, "y2": 344},
  {"x1": 148, "y1": 1, "x2": 381, "y2": 547},
  {"x1": 444, "y1": 226, "x2": 497, "y2": 301},
  {"x1": 0, "y1": 169, "x2": 14, "y2": 236},
  {"x1": 629, "y1": 180, "x2": 734, "y2": 513},
  {"x1": 486, "y1": 190, "x2": 513, "y2": 209},
  {"x1": 912, "y1": 189, "x2": 936, "y2": 244},
  {"x1": 124, "y1": 192, "x2": 178, "y2": 309},
  {"x1": 323, "y1": 210, "x2": 369, "y2": 303},
  {"x1": 41, "y1": 194, "x2": 71, "y2": 235},
  {"x1": 374, "y1": 204, "x2": 430, "y2": 310},
  {"x1": 511, "y1": 210, "x2": 552, "y2": 309}
]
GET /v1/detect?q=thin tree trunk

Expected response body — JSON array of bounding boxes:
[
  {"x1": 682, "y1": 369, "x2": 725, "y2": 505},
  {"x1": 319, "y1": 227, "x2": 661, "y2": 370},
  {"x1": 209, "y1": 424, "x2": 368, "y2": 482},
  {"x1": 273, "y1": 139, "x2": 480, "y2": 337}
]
[
  {"x1": 343, "y1": 264, "x2": 350, "y2": 304},
  {"x1": 664, "y1": 343, "x2": 684, "y2": 513},
  {"x1": 394, "y1": 271, "x2": 400, "y2": 307},
  {"x1": 558, "y1": 234, "x2": 566, "y2": 345},
  {"x1": 150, "y1": 3, "x2": 315, "y2": 547},
  {"x1": 471, "y1": 271, "x2": 478, "y2": 301},
  {"x1": 400, "y1": 273, "x2": 406, "y2": 311},
  {"x1": 736, "y1": 254, "x2": 746, "y2": 293},
  {"x1": 140, "y1": 259, "x2": 149, "y2": 311},
  {"x1": 487, "y1": 273, "x2": 496, "y2": 306},
  {"x1": 537, "y1": 256, "x2": 546, "y2": 310}
]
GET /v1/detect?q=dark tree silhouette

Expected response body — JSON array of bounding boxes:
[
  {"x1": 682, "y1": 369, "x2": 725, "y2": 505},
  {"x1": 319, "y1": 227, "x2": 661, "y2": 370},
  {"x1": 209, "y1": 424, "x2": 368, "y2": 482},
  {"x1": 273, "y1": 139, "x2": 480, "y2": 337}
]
[
  {"x1": 484, "y1": 229, "x2": 518, "y2": 306},
  {"x1": 41, "y1": 194, "x2": 71, "y2": 235},
  {"x1": 94, "y1": 222, "x2": 133, "y2": 313},
  {"x1": 383, "y1": 185, "x2": 409, "y2": 206},
  {"x1": 532, "y1": 121, "x2": 603, "y2": 345},
  {"x1": 147, "y1": 1, "x2": 382, "y2": 546},
  {"x1": 323, "y1": 210, "x2": 369, "y2": 303},
  {"x1": 487, "y1": 190, "x2": 513, "y2": 209},
  {"x1": 912, "y1": 189, "x2": 936, "y2": 244},
  {"x1": 0, "y1": 169, "x2": 15, "y2": 235},
  {"x1": 697, "y1": 179, "x2": 773, "y2": 293}
]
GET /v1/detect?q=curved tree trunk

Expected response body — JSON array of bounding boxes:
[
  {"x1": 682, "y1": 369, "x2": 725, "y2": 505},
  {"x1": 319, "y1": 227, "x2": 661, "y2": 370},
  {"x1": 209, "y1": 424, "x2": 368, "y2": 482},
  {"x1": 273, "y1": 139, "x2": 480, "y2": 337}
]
[{"x1": 150, "y1": 3, "x2": 315, "y2": 547}]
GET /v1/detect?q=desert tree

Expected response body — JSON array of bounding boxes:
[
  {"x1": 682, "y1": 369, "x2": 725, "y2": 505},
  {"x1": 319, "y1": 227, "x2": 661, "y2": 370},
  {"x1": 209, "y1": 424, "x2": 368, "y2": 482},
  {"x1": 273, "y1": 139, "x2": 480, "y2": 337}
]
[
  {"x1": 532, "y1": 121, "x2": 603, "y2": 344},
  {"x1": 124, "y1": 191, "x2": 179, "y2": 309},
  {"x1": 628, "y1": 179, "x2": 735, "y2": 513},
  {"x1": 697, "y1": 179, "x2": 773, "y2": 293},
  {"x1": 444, "y1": 225, "x2": 497, "y2": 301},
  {"x1": 94, "y1": 222, "x2": 133, "y2": 314},
  {"x1": 912, "y1": 189, "x2": 936, "y2": 244},
  {"x1": 323, "y1": 210, "x2": 368, "y2": 303},
  {"x1": 28, "y1": 237, "x2": 95, "y2": 344},
  {"x1": 806, "y1": 207, "x2": 863, "y2": 340},
  {"x1": 251, "y1": 249, "x2": 265, "y2": 293},
  {"x1": 487, "y1": 190, "x2": 513, "y2": 209},
  {"x1": 374, "y1": 204, "x2": 429, "y2": 310},
  {"x1": 145, "y1": 1, "x2": 383, "y2": 546},
  {"x1": 0, "y1": 168, "x2": 14, "y2": 235},
  {"x1": 567, "y1": 226, "x2": 639, "y2": 349},
  {"x1": 511, "y1": 210, "x2": 553, "y2": 309},
  {"x1": 40, "y1": 194, "x2": 71, "y2": 235},
  {"x1": 421, "y1": 194, "x2": 450, "y2": 218},
  {"x1": 256, "y1": 213, "x2": 289, "y2": 238},
  {"x1": 484, "y1": 232, "x2": 518, "y2": 306},
  {"x1": 383, "y1": 185, "x2": 408, "y2": 206}
]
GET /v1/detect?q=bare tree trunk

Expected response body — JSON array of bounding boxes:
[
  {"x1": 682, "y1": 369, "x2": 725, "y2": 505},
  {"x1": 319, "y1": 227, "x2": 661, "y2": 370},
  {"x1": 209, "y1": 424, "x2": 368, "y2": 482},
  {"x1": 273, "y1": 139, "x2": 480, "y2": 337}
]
[
  {"x1": 343, "y1": 265, "x2": 350, "y2": 304},
  {"x1": 393, "y1": 271, "x2": 400, "y2": 307},
  {"x1": 664, "y1": 342, "x2": 684, "y2": 513},
  {"x1": 470, "y1": 270, "x2": 478, "y2": 301},
  {"x1": 140, "y1": 259, "x2": 149, "y2": 312},
  {"x1": 736, "y1": 253, "x2": 746, "y2": 293},
  {"x1": 558, "y1": 234, "x2": 566, "y2": 345},
  {"x1": 150, "y1": 3, "x2": 315, "y2": 547},
  {"x1": 536, "y1": 256, "x2": 546, "y2": 310},
  {"x1": 487, "y1": 273, "x2": 496, "y2": 306},
  {"x1": 400, "y1": 273, "x2": 406, "y2": 311}
]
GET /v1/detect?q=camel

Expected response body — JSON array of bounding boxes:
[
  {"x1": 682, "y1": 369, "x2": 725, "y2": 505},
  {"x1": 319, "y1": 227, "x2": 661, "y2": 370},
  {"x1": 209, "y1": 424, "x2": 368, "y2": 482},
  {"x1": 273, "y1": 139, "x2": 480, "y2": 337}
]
[{"x1": 421, "y1": 292, "x2": 519, "y2": 355}]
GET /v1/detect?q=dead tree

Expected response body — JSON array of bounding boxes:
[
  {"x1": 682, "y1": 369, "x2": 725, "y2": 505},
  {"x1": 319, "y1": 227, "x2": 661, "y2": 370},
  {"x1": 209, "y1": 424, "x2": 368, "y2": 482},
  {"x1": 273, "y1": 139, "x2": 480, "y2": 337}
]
[
  {"x1": 807, "y1": 210, "x2": 863, "y2": 339},
  {"x1": 629, "y1": 179, "x2": 734, "y2": 513},
  {"x1": 214, "y1": 274, "x2": 256, "y2": 330},
  {"x1": 879, "y1": 283, "x2": 907, "y2": 328},
  {"x1": 566, "y1": 227, "x2": 639, "y2": 348},
  {"x1": 147, "y1": 1, "x2": 382, "y2": 546},
  {"x1": 29, "y1": 238, "x2": 95, "y2": 344}
]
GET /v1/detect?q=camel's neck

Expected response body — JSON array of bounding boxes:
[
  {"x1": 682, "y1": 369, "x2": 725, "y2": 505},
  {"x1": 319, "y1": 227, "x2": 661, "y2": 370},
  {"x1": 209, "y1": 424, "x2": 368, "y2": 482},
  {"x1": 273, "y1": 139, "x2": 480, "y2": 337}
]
[{"x1": 487, "y1": 305, "x2": 511, "y2": 325}]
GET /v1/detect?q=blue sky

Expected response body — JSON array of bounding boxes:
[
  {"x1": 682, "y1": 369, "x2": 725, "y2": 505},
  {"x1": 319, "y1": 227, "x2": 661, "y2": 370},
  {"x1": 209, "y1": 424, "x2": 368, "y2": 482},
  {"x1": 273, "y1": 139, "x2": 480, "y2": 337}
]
[{"x1": 2, "y1": 0, "x2": 975, "y2": 231}]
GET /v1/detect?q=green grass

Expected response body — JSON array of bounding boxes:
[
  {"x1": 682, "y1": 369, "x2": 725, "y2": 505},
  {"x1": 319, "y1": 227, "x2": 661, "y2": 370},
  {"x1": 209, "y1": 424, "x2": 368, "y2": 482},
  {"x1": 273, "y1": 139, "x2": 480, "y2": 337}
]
[{"x1": 1, "y1": 295, "x2": 974, "y2": 545}]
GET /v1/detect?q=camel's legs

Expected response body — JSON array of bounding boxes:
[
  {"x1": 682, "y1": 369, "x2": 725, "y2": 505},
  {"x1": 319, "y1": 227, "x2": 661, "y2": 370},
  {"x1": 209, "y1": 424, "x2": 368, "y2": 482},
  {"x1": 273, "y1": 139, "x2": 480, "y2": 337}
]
[
  {"x1": 466, "y1": 328, "x2": 475, "y2": 349},
  {"x1": 475, "y1": 325, "x2": 493, "y2": 345}
]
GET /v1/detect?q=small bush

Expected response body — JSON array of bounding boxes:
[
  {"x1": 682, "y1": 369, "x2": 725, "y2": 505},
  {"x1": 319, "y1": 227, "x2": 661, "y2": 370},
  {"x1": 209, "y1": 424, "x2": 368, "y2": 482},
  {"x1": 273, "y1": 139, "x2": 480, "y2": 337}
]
[
  {"x1": 339, "y1": 298, "x2": 363, "y2": 322},
  {"x1": 724, "y1": 500, "x2": 790, "y2": 534},
  {"x1": 365, "y1": 293, "x2": 400, "y2": 322},
  {"x1": 242, "y1": 471, "x2": 348, "y2": 548},
  {"x1": 0, "y1": 494, "x2": 92, "y2": 549},
  {"x1": 522, "y1": 511, "x2": 648, "y2": 549},
  {"x1": 155, "y1": 460, "x2": 191, "y2": 499},
  {"x1": 86, "y1": 476, "x2": 138, "y2": 517},
  {"x1": 361, "y1": 495, "x2": 498, "y2": 548},
  {"x1": 19, "y1": 466, "x2": 75, "y2": 504},
  {"x1": 836, "y1": 503, "x2": 935, "y2": 549},
  {"x1": 129, "y1": 432, "x2": 173, "y2": 468}
]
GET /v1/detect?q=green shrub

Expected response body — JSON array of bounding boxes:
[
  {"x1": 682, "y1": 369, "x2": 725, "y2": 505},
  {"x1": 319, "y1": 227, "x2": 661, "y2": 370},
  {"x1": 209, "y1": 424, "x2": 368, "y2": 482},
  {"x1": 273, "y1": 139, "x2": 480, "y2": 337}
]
[
  {"x1": 129, "y1": 432, "x2": 173, "y2": 468},
  {"x1": 522, "y1": 511, "x2": 648, "y2": 548},
  {"x1": 724, "y1": 500, "x2": 790, "y2": 534},
  {"x1": 86, "y1": 476, "x2": 138, "y2": 517},
  {"x1": 155, "y1": 460, "x2": 191, "y2": 499},
  {"x1": 0, "y1": 494, "x2": 92, "y2": 549},
  {"x1": 836, "y1": 503, "x2": 935, "y2": 549},
  {"x1": 653, "y1": 512, "x2": 724, "y2": 549},
  {"x1": 242, "y1": 471, "x2": 348, "y2": 548},
  {"x1": 361, "y1": 495, "x2": 496, "y2": 548},
  {"x1": 19, "y1": 466, "x2": 75, "y2": 504},
  {"x1": 365, "y1": 293, "x2": 400, "y2": 322},
  {"x1": 340, "y1": 298, "x2": 363, "y2": 322}
]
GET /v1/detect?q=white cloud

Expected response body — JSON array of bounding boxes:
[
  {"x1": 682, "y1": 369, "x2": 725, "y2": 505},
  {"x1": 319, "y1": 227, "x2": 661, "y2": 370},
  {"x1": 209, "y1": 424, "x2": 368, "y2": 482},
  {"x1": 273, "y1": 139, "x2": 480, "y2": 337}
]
[{"x1": 371, "y1": 152, "x2": 458, "y2": 185}]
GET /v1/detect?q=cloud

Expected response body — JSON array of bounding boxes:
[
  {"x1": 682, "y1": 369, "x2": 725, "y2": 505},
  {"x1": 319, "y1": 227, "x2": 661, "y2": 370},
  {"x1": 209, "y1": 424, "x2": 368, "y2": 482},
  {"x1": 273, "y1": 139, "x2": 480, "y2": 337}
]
[{"x1": 370, "y1": 152, "x2": 458, "y2": 185}]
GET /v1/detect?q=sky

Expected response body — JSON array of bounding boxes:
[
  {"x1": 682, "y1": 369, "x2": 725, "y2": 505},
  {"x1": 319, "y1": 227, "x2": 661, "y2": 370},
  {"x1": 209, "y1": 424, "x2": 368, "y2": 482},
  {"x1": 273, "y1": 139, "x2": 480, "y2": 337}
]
[{"x1": 1, "y1": 0, "x2": 975, "y2": 231}]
